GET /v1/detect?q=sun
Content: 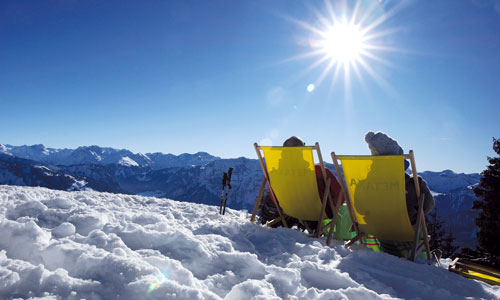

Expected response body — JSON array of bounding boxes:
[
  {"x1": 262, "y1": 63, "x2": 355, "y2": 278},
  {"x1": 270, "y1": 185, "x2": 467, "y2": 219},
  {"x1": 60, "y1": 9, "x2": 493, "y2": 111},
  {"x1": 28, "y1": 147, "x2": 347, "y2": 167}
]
[
  {"x1": 320, "y1": 21, "x2": 366, "y2": 63},
  {"x1": 287, "y1": 0, "x2": 399, "y2": 94}
]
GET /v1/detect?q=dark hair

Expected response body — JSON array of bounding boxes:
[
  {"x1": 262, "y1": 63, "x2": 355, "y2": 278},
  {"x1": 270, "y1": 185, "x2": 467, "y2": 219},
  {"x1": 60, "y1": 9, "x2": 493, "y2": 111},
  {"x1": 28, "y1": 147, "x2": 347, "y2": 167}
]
[{"x1": 283, "y1": 136, "x2": 305, "y2": 147}]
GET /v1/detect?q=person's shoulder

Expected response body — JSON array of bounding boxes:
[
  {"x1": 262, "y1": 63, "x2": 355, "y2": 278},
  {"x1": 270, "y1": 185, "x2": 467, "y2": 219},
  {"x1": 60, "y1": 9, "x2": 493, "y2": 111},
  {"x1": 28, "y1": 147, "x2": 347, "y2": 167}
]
[
  {"x1": 314, "y1": 165, "x2": 335, "y2": 176},
  {"x1": 404, "y1": 173, "x2": 411, "y2": 181},
  {"x1": 406, "y1": 173, "x2": 424, "y2": 181},
  {"x1": 405, "y1": 173, "x2": 427, "y2": 185}
]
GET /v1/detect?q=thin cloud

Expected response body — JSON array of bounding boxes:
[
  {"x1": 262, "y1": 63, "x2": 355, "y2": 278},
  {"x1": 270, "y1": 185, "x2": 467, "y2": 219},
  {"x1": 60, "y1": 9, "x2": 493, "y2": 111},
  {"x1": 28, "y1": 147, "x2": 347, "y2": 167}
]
[{"x1": 266, "y1": 87, "x2": 286, "y2": 107}]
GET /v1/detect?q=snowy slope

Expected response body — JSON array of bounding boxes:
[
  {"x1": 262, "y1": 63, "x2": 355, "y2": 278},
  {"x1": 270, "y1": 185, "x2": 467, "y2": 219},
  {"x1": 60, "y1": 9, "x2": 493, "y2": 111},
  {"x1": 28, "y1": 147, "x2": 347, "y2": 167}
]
[{"x1": 0, "y1": 186, "x2": 498, "y2": 300}]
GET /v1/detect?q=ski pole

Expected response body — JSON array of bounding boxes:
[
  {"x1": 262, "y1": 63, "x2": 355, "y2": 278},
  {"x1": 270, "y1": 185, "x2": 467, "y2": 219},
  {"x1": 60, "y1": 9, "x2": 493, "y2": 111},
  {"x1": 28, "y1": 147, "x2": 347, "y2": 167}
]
[
  {"x1": 219, "y1": 172, "x2": 227, "y2": 214},
  {"x1": 222, "y1": 167, "x2": 233, "y2": 215}
]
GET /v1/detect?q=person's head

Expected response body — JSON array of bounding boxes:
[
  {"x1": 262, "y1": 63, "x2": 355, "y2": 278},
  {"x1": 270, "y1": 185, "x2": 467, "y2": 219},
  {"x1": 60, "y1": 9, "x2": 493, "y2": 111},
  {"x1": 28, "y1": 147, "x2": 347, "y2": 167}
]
[
  {"x1": 365, "y1": 131, "x2": 403, "y2": 155},
  {"x1": 283, "y1": 136, "x2": 305, "y2": 147},
  {"x1": 365, "y1": 131, "x2": 409, "y2": 170}
]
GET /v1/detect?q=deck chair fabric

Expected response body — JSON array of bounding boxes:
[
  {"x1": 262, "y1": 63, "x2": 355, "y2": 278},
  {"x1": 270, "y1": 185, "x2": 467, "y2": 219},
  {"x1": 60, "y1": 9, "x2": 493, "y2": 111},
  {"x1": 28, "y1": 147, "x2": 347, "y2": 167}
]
[
  {"x1": 262, "y1": 146, "x2": 323, "y2": 220},
  {"x1": 331, "y1": 152, "x2": 431, "y2": 261},
  {"x1": 251, "y1": 143, "x2": 339, "y2": 245},
  {"x1": 449, "y1": 258, "x2": 500, "y2": 286}
]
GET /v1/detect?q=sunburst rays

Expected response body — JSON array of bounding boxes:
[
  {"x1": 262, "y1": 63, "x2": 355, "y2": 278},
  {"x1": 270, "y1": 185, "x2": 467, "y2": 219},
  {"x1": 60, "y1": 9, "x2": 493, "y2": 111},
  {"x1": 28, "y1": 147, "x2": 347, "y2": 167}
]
[{"x1": 285, "y1": 0, "x2": 405, "y2": 96}]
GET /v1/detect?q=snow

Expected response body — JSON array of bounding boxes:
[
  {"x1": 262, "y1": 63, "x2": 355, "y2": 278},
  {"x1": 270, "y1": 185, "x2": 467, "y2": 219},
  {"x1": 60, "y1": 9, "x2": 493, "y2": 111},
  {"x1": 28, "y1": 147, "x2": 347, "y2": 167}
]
[
  {"x1": 0, "y1": 144, "x2": 11, "y2": 153},
  {"x1": 0, "y1": 185, "x2": 498, "y2": 300},
  {"x1": 430, "y1": 190, "x2": 444, "y2": 197},
  {"x1": 70, "y1": 179, "x2": 88, "y2": 191},
  {"x1": 1, "y1": 144, "x2": 220, "y2": 169},
  {"x1": 420, "y1": 170, "x2": 480, "y2": 194},
  {"x1": 118, "y1": 157, "x2": 139, "y2": 167},
  {"x1": 138, "y1": 191, "x2": 166, "y2": 197}
]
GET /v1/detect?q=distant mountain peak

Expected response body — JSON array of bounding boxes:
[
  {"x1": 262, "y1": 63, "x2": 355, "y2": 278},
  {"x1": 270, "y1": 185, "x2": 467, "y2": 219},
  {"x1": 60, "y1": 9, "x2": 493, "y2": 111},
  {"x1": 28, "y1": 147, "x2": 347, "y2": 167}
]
[
  {"x1": 118, "y1": 156, "x2": 139, "y2": 167},
  {"x1": 440, "y1": 169, "x2": 457, "y2": 175}
]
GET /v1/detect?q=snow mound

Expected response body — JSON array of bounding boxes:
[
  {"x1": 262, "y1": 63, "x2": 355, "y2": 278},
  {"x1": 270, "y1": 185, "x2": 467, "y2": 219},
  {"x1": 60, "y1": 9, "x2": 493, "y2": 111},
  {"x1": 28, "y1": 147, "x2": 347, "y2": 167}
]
[{"x1": 0, "y1": 185, "x2": 498, "y2": 300}]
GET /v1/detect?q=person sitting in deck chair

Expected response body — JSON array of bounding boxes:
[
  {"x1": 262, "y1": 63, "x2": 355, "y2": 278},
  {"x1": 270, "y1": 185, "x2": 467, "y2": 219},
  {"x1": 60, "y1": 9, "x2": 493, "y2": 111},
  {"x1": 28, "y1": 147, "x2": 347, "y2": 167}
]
[
  {"x1": 259, "y1": 136, "x2": 344, "y2": 229},
  {"x1": 283, "y1": 136, "x2": 344, "y2": 218},
  {"x1": 364, "y1": 131, "x2": 435, "y2": 258}
]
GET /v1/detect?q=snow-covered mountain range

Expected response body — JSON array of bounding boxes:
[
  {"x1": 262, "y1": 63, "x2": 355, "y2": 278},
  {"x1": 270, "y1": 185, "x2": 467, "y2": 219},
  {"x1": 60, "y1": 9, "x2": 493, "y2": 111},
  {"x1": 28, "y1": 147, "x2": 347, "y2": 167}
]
[
  {"x1": 0, "y1": 144, "x2": 482, "y2": 248},
  {"x1": 0, "y1": 144, "x2": 219, "y2": 169}
]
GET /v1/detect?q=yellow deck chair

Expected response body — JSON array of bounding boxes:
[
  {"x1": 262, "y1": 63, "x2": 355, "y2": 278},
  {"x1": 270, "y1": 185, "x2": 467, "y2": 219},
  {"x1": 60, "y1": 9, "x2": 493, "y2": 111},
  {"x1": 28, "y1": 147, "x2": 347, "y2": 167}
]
[
  {"x1": 250, "y1": 143, "x2": 341, "y2": 245},
  {"x1": 331, "y1": 151, "x2": 431, "y2": 261},
  {"x1": 449, "y1": 258, "x2": 500, "y2": 286}
]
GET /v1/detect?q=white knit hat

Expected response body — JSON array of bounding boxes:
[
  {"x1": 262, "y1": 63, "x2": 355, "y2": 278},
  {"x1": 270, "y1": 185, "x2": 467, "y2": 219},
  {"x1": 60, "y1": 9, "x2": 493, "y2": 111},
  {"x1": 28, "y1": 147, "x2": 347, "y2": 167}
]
[{"x1": 364, "y1": 131, "x2": 403, "y2": 155}]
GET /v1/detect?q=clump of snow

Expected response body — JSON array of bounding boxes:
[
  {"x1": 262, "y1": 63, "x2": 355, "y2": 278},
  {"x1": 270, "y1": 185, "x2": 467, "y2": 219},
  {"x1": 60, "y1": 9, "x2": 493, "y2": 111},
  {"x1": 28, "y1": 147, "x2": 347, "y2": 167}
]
[
  {"x1": 0, "y1": 185, "x2": 498, "y2": 300},
  {"x1": 52, "y1": 222, "x2": 76, "y2": 237}
]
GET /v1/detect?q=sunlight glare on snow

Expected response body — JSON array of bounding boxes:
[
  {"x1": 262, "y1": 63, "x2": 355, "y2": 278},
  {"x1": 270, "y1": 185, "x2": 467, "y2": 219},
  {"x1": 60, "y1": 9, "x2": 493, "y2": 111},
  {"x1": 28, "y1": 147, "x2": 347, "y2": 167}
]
[{"x1": 148, "y1": 270, "x2": 169, "y2": 293}]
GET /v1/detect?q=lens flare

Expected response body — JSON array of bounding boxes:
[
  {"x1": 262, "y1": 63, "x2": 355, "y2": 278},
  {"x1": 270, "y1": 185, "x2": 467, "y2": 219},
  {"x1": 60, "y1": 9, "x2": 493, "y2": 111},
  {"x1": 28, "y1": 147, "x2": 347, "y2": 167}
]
[{"x1": 148, "y1": 270, "x2": 169, "y2": 293}]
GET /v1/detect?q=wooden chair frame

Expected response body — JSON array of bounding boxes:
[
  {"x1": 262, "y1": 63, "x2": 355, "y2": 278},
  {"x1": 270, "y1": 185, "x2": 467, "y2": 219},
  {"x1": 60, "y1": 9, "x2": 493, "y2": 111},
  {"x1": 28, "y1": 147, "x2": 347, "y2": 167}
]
[
  {"x1": 250, "y1": 142, "x2": 341, "y2": 246},
  {"x1": 449, "y1": 258, "x2": 500, "y2": 286},
  {"x1": 331, "y1": 150, "x2": 431, "y2": 261}
]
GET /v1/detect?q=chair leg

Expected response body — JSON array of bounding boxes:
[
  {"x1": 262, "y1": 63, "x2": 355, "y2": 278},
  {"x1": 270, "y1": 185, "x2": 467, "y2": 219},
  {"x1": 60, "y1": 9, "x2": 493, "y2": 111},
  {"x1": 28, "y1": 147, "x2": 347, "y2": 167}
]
[
  {"x1": 315, "y1": 178, "x2": 331, "y2": 238},
  {"x1": 345, "y1": 232, "x2": 365, "y2": 248},
  {"x1": 268, "y1": 216, "x2": 283, "y2": 227},
  {"x1": 250, "y1": 177, "x2": 267, "y2": 223},
  {"x1": 410, "y1": 193, "x2": 425, "y2": 261},
  {"x1": 303, "y1": 221, "x2": 314, "y2": 234},
  {"x1": 421, "y1": 213, "x2": 432, "y2": 260},
  {"x1": 326, "y1": 193, "x2": 342, "y2": 245},
  {"x1": 325, "y1": 219, "x2": 336, "y2": 246},
  {"x1": 269, "y1": 190, "x2": 288, "y2": 228}
]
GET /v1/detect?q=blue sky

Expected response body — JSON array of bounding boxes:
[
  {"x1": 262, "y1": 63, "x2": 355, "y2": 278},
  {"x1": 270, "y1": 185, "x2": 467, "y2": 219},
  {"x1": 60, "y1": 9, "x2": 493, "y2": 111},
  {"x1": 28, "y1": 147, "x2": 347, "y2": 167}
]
[{"x1": 1, "y1": 0, "x2": 499, "y2": 173}]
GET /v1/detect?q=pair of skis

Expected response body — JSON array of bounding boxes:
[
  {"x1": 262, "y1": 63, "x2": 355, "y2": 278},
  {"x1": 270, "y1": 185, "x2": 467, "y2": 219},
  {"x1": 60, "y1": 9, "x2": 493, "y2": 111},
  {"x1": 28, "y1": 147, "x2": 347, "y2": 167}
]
[{"x1": 219, "y1": 167, "x2": 233, "y2": 215}]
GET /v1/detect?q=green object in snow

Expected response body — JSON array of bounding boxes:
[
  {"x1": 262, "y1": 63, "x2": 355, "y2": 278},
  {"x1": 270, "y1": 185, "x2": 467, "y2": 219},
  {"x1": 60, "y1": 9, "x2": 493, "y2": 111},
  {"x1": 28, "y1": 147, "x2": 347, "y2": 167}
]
[
  {"x1": 335, "y1": 204, "x2": 356, "y2": 240},
  {"x1": 321, "y1": 205, "x2": 381, "y2": 252},
  {"x1": 322, "y1": 204, "x2": 356, "y2": 241}
]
